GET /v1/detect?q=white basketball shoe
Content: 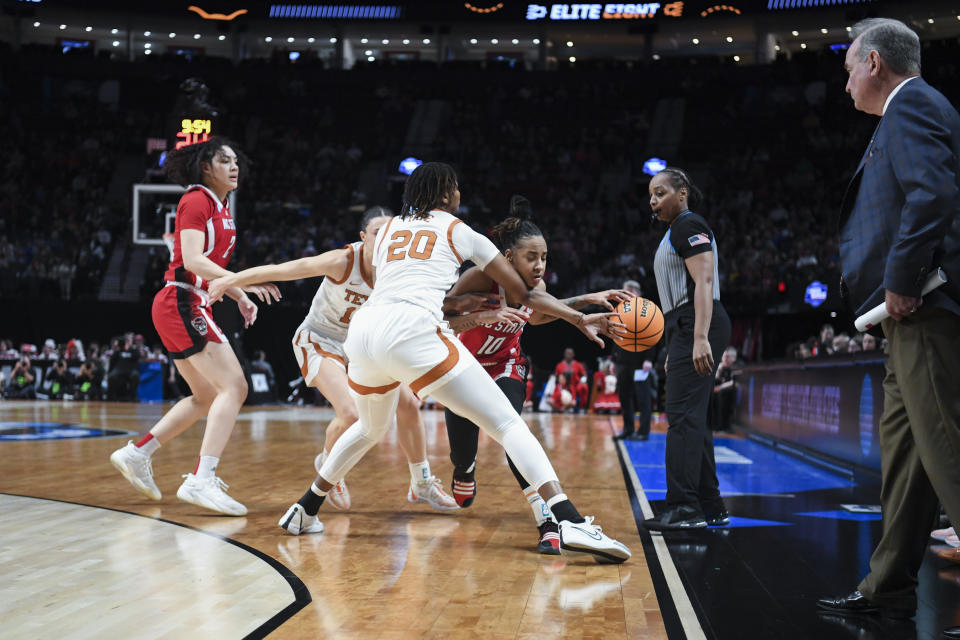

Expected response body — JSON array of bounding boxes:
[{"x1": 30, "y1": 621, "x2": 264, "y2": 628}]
[
  {"x1": 110, "y1": 441, "x2": 161, "y2": 500},
  {"x1": 559, "y1": 516, "x2": 631, "y2": 564},
  {"x1": 278, "y1": 503, "x2": 325, "y2": 536},
  {"x1": 408, "y1": 476, "x2": 460, "y2": 511},
  {"x1": 176, "y1": 473, "x2": 247, "y2": 516},
  {"x1": 314, "y1": 452, "x2": 351, "y2": 510}
]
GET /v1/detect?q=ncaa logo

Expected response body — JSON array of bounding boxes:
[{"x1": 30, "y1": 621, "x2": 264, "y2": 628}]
[{"x1": 191, "y1": 316, "x2": 209, "y2": 336}]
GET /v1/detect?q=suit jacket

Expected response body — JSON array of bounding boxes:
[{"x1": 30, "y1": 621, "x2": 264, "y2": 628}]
[{"x1": 839, "y1": 77, "x2": 960, "y2": 318}]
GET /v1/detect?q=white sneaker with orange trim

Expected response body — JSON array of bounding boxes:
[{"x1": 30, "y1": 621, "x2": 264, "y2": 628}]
[{"x1": 408, "y1": 476, "x2": 459, "y2": 511}]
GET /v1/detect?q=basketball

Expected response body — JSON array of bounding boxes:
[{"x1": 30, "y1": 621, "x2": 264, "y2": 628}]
[{"x1": 614, "y1": 297, "x2": 664, "y2": 352}]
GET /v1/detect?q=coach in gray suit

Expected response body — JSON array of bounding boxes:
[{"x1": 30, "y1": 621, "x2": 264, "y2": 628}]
[{"x1": 817, "y1": 18, "x2": 960, "y2": 637}]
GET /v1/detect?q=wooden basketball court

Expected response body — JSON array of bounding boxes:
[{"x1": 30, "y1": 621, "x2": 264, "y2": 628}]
[{"x1": 0, "y1": 401, "x2": 665, "y2": 639}]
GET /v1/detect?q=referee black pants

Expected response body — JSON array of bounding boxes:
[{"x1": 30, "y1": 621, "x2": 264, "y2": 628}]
[
  {"x1": 618, "y1": 367, "x2": 652, "y2": 438},
  {"x1": 664, "y1": 302, "x2": 731, "y2": 510}
]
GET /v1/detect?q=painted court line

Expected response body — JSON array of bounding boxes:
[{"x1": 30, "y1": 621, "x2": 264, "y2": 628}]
[{"x1": 618, "y1": 440, "x2": 707, "y2": 640}]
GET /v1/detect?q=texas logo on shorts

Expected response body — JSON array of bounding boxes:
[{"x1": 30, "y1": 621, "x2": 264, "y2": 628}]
[{"x1": 191, "y1": 316, "x2": 209, "y2": 336}]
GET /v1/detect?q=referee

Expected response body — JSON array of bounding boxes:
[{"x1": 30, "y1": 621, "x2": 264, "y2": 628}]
[{"x1": 643, "y1": 167, "x2": 731, "y2": 531}]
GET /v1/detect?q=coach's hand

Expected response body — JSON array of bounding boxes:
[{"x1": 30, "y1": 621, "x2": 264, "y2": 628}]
[{"x1": 885, "y1": 290, "x2": 922, "y2": 322}]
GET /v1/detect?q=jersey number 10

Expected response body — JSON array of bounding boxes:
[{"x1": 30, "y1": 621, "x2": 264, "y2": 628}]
[
  {"x1": 476, "y1": 335, "x2": 506, "y2": 356},
  {"x1": 386, "y1": 230, "x2": 437, "y2": 262}
]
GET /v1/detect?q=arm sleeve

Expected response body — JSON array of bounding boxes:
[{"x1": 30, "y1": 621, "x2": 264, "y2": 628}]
[
  {"x1": 176, "y1": 191, "x2": 212, "y2": 232},
  {"x1": 451, "y1": 221, "x2": 500, "y2": 269},
  {"x1": 883, "y1": 90, "x2": 959, "y2": 297},
  {"x1": 670, "y1": 215, "x2": 715, "y2": 259}
]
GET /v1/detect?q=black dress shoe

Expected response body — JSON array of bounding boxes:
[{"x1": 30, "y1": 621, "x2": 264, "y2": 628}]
[
  {"x1": 944, "y1": 626, "x2": 960, "y2": 639},
  {"x1": 817, "y1": 590, "x2": 879, "y2": 614},
  {"x1": 705, "y1": 509, "x2": 730, "y2": 526},
  {"x1": 627, "y1": 433, "x2": 649, "y2": 441},
  {"x1": 612, "y1": 432, "x2": 634, "y2": 440},
  {"x1": 643, "y1": 505, "x2": 707, "y2": 531},
  {"x1": 817, "y1": 590, "x2": 914, "y2": 619}
]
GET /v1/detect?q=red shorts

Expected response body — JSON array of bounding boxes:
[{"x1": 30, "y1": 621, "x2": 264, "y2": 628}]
[{"x1": 152, "y1": 283, "x2": 226, "y2": 359}]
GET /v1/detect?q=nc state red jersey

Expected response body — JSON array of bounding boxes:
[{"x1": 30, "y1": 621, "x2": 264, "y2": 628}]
[
  {"x1": 163, "y1": 185, "x2": 237, "y2": 290},
  {"x1": 457, "y1": 282, "x2": 531, "y2": 382}
]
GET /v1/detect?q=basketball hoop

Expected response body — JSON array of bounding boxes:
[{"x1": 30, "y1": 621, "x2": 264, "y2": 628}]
[{"x1": 162, "y1": 233, "x2": 175, "y2": 259}]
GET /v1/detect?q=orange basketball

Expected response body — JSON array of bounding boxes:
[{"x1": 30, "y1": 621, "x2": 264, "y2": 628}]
[{"x1": 614, "y1": 297, "x2": 664, "y2": 352}]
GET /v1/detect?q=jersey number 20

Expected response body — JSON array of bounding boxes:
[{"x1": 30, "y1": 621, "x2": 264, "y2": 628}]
[{"x1": 386, "y1": 230, "x2": 437, "y2": 262}]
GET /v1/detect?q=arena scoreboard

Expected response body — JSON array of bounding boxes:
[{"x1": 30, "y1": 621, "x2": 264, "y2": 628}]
[{"x1": 175, "y1": 118, "x2": 214, "y2": 149}]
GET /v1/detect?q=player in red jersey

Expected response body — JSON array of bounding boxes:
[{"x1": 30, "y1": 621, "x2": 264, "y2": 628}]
[
  {"x1": 443, "y1": 195, "x2": 630, "y2": 553},
  {"x1": 110, "y1": 138, "x2": 279, "y2": 516}
]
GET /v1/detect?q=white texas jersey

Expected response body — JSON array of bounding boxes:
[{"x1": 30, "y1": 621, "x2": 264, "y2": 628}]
[
  {"x1": 302, "y1": 241, "x2": 374, "y2": 342},
  {"x1": 368, "y1": 210, "x2": 500, "y2": 320}
]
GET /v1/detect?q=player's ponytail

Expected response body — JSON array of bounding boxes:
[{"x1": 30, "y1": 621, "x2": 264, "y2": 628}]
[
  {"x1": 657, "y1": 167, "x2": 703, "y2": 211},
  {"x1": 490, "y1": 194, "x2": 544, "y2": 253},
  {"x1": 165, "y1": 137, "x2": 249, "y2": 188},
  {"x1": 509, "y1": 194, "x2": 532, "y2": 219}
]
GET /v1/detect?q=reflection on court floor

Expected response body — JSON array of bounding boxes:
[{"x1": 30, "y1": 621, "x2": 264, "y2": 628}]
[{"x1": 0, "y1": 495, "x2": 306, "y2": 639}]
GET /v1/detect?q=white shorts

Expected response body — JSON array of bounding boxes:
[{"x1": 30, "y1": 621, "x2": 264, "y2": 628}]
[
  {"x1": 344, "y1": 303, "x2": 474, "y2": 398},
  {"x1": 292, "y1": 325, "x2": 347, "y2": 385}
]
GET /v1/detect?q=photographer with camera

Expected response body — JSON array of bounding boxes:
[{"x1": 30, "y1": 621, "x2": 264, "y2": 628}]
[
  {"x1": 4, "y1": 356, "x2": 37, "y2": 399},
  {"x1": 46, "y1": 358, "x2": 73, "y2": 400},
  {"x1": 75, "y1": 358, "x2": 103, "y2": 400}
]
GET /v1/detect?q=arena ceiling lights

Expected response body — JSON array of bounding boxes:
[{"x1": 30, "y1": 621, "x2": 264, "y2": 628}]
[
  {"x1": 269, "y1": 4, "x2": 405, "y2": 18},
  {"x1": 766, "y1": 0, "x2": 871, "y2": 8}
]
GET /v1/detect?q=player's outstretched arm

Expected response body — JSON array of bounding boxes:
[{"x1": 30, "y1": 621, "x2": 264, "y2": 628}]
[
  {"x1": 528, "y1": 288, "x2": 633, "y2": 325},
  {"x1": 208, "y1": 248, "x2": 350, "y2": 302},
  {"x1": 482, "y1": 254, "x2": 623, "y2": 346}
]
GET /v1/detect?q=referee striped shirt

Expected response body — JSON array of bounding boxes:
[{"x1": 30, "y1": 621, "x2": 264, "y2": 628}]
[{"x1": 653, "y1": 211, "x2": 720, "y2": 318}]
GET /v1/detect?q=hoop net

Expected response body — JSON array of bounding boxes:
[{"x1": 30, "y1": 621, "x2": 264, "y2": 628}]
[{"x1": 162, "y1": 233, "x2": 176, "y2": 260}]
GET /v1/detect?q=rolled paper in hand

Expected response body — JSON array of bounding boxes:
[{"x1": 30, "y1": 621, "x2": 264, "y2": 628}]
[{"x1": 855, "y1": 268, "x2": 948, "y2": 332}]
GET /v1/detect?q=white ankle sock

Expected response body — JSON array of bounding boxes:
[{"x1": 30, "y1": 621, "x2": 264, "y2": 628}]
[
  {"x1": 138, "y1": 438, "x2": 160, "y2": 457},
  {"x1": 524, "y1": 488, "x2": 551, "y2": 526},
  {"x1": 310, "y1": 482, "x2": 328, "y2": 497},
  {"x1": 545, "y1": 493, "x2": 568, "y2": 509},
  {"x1": 195, "y1": 455, "x2": 219, "y2": 479},
  {"x1": 409, "y1": 460, "x2": 431, "y2": 484}
]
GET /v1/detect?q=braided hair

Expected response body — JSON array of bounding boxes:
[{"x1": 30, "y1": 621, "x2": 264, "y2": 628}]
[
  {"x1": 164, "y1": 137, "x2": 249, "y2": 188},
  {"x1": 401, "y1": 162, "x2": 458, "y2": 220},
  {"x1": 655, "y1": 166, "x2": 704, "y2": 210},
  {"x1": 489, "y1": 195, "x2": 544, "y2": 253},
  {"x1": 359, "y1": 205, "x2": 393, "y2": 232}
]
